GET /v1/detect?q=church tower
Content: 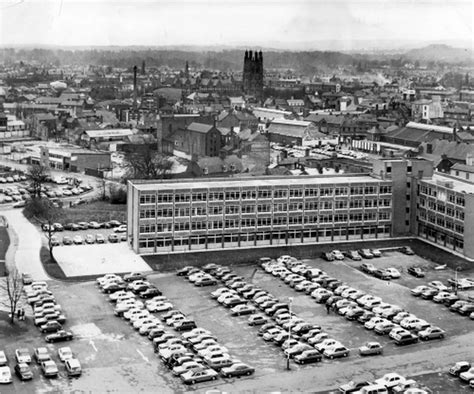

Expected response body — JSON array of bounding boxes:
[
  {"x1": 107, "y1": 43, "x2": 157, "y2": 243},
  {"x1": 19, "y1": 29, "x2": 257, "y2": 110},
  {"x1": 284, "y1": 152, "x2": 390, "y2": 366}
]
[{"x1": 243, "y1": 50, "x2": 263, "y2": 99}]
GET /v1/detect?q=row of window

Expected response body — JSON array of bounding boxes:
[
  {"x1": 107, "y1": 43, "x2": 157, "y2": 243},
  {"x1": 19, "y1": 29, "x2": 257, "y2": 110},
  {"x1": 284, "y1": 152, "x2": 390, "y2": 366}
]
[
  {"x1": 139, "y1": 185, "x2": 392, "y2": 204},
  {"x1": 419, "y1": 185, "x2": 465, "y2": 206},
  {"x1": 419, "y1": 198, "x2": 465, "y2": 220},
  {"x1": 418, "y1": 210, "x2": 464, "y2": 234},
  {"x1": 140, "y1": 199, "x2": 391, "y2": 218},
  {"x1": 137, "y1": 225, "x2": 392, "y2": 249},
  {"x1": 138, "y1": 212, "x2": 390, "y2": 233}
]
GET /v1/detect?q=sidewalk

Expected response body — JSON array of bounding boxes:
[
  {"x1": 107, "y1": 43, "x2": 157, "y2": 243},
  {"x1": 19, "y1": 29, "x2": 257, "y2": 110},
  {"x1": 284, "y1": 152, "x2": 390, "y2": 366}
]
[{"x1": 1, "y1": 209, "x2": 49, "y2": 280}]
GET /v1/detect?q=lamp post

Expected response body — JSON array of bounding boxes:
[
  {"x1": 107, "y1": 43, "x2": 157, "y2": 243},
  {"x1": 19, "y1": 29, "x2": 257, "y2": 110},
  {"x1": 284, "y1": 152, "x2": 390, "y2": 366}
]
[
  {"x1": 286, "y1": 297, "x2": 293, "y2": 371},
  {"x1": 454, "y1": 267, "x2": 461, "y2": 295}
]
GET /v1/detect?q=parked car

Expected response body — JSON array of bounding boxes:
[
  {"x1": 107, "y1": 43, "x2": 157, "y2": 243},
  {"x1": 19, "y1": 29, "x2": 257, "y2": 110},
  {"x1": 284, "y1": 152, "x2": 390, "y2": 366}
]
[
  {"x1": 338, "y1": 381, "x2": 372, "y2": 393},
  {"x1": 358, "y1": 249, "x2": 374, "y2": 259},
  {"x1": 180, "y1": 367, "x2": 218, "y2": 384},
  {"x1": 220, "y1": 362, "x2": 254, "y2": 377},
  {"x1": 45, "y1": 330, "x2": 74, "y2": 343},
  {"x1": 14, "y1": 363, "x2": 33, "y2": 381},
  {"x1": 96, "y1": 234, "x2": 106, "y2": 243},
  {"x1": 73, "y1": 235, "x2": 83, "y2": 245},
  {"x1": 108, "y1": 234, "x2": 119, "y2": 243},
  {"x1": 407, "y1": 266, "x2": 425, "y2": 278},
  {"x1": 449, "y1": 361, "x2": 471, "y2": 376},
  {"x1": 359, "y1": 342, "x2": 383, "y2": 356},
  {"x1": 85, "y1": 234, "x2": 95, "y2": 244},
  {"x1": 40, "y1": 321, "x2": 62, "y2": 333},
  {"x1": 323, "y1": 345, "x2": 349, "y2": 359},
  {"x1": 21, "y1": 273, "x2": 33, "y2": 285},
  {"x1": 34, "y1": 347, "x2": 51, "y2": 364},
  {"x1": 331, "y1": 250, "x2": 345, "y2": 260},
  {"x1": 58, "y1": 347, "x2": 73, "y2": 362},
  {"x1": 400, "y1": 246, "x2": 415, "y2": 255},
  {"x1": 40, "y1": 360, "x2": 58, "y2": 377},
  {"x1": 370, "y1": 249, "x2": 382, "y2": 257},
  {"x1": 394, "y1": 332, "x2": 418, "y2": 346},
  {"x1": 15, "y1": 348, "x2": 31, "y2": 364},
  {"x1": 321, "y1": 252, "x2": 335, "y2": 261},
  {"x1": 62, "y1": 236, "x2": 73, "y2": 245},
  {"x1": 114, "y1": 225, "x2": 127, "y2": 233},
  {"x1": 346, "y1": 250, "x2": 362, "y2": 261},
  {"x1": 294, "y1": 349, "x2": 323, "y2": 364},
  {"x1": 361, "y1": 263, "x2": 377, "y2": 274},
  {"x1": 124, "y1": 272, "x2": 147, "y2": 282},
  {"x1": 65, "y1": 358, "x2": 82, "y2": 377},
  {"x1": 385, "y1": 268, "x2": 401, "y2": 279},
  {"x1": 0, "y1": 366, "x2": 12, "y2": 384},
  {"x1": 418, "y1": 326, "x2": 445, "y2": 340}
]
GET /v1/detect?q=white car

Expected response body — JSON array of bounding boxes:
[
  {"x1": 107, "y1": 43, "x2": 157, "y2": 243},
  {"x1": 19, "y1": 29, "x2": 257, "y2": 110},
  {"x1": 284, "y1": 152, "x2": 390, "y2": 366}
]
[
  {"x1": 139, "y1": 322, "x2": 163, "y2": 335},
  {"x1": 166, "y1": 314, "x2": 186, "y2": 326},
  {"x1": 428, "y1": 281, "x2": 449, "y2": 292},
  {"x1": 123, "y1": 308, "x2": 146, "y2": 320},
  {"x1": 129, "y1": 311, "x2": 151, "y2": 324},
  {"x1": 331, "y1": 250, "x2": 345, "y2": 260},
  {"x1": 146, "y1": 301, "x2": 174, "y2": 313},
  {"x1": 132, "y1": 316, "x2": 158, "y2": 330},
  {"x1": 365, "y1": 317, "x2": 388, "y2": 330},
  {"x1": 109, "y1": 290, "x2": 134, "y2": 302},
  {"x1": 385, "y1": 268, "x2": 401, "y2": 279},
  {"x1": 460, "y1": 367, "x2": 474, "y2": 382},
  {"x1": 158, "y1": 345, "x2": 187, "y2": 360},
  {"x1": 58, "y1": 347, "x2": 73, "y2": 362},
  {"x1": 401, "y1": 317, "x2": 426, "y2": 330},
  {"x1": 314, "y1": 339, "x2": 341, "y2": 353},
  {"x1": 182, "y1": 328, "x2": 211, "y2": 340},
  {"x1": 15, "y1": 348, "x2": 31, "y2": 364},
  {"x1": 173, "y1": 361, "x2": 204, "y2": 376},
  {"x1": 97, "y1": 274, "x2": 121, "y2": 287},
  {"x1": 375, "y1": 373, "x2": 407, "y2": 388},
  {"x1": 0, "y1": 366, "x2": 12, "y2": 384},
  {"x1": 198, "y1": 346, "x2": 229, "y2": 358}
]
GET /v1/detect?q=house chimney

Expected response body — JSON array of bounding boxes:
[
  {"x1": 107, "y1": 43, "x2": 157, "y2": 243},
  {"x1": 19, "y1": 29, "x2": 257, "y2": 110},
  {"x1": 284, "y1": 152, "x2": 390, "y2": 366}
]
[{"x1": 133, "y1": 65, "x2": 138, "y2": 111}]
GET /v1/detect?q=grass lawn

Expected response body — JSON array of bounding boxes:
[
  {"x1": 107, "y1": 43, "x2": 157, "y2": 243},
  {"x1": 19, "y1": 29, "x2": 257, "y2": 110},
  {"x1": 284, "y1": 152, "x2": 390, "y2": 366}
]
[{"x1": 60, "y1": 200, "x2": 126, "y2": 224}]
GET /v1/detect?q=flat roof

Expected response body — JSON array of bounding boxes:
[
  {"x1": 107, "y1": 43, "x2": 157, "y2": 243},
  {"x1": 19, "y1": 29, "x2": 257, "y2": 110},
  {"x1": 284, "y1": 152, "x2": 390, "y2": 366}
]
[
  {"x1": 423, "y1": 172, "x2": 474, "y2": 195},
  {"x1": 130, "y1": 174, "x2": 387, "y2": 191}
]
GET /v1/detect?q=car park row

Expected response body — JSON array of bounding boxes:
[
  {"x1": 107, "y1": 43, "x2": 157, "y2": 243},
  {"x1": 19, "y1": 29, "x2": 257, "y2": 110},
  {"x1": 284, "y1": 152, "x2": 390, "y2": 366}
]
[
  {"x1": 0, "y1": 345, "x2": 82, "y2": 384},
  {"x1": 23, "y1": 280, "x2": 75, "y2": 343},
  {"x1": 448, "y1": 360, "x2": 474, "y2": 390},
  {"x1": 410, "y1": 281, "x2": 474, "y2": 320},
  {"x1": 44, "y1": 220, "x2": 127, "y2": 245},
  {"x1": 95, "y1": 271, "x2": 254, "y2": 385},
  {"x1": 338, "y1": 371, "x2": 430, "y2": 393},
  {"x1": 259, "y1": 255, "x2": 445, "y2": 348},
  {"x1": 177, "y1": 263, "x2": 352, "y2": 364}
]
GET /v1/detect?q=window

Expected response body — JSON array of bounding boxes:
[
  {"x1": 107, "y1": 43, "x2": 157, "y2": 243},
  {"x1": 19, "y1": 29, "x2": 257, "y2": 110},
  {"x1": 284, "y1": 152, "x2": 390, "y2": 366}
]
[
  {"x1": 274, "y1": 189, "x2": 288, "y2": 199},
  {"x1": 140, "y1": 194, "x2": 156, "y2": 204}
]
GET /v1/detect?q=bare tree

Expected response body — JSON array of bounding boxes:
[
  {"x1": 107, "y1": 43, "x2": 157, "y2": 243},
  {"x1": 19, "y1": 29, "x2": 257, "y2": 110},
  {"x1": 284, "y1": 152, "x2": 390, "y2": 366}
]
[
  {"x1": 0, "y1": 268, "x2": 24, "y2": 324},
  {"x1": 124, "y1": 145, "x2": 173, "y2": 180},
  {"x1": 28, "y1": 164, "x2": 50, "y2": 199}
]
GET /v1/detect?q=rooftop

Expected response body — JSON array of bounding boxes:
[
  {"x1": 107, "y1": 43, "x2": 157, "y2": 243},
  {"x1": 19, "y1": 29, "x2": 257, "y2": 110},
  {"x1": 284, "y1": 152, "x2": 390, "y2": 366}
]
[
  {"x1": 129, "y1": 173, "x2": 386, "y2": 191},
  {"x1": 424, "y1": 172, "x2": 474, "y2": 195}
]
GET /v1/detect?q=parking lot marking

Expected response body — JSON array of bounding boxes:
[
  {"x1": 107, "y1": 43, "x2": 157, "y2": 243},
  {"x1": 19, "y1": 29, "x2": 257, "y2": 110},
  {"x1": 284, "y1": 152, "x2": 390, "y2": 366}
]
[
  {"x1": 136, "y1": 349, "x2": 150, "y2": 363},
  {"x1": 89, "y1": 339, "x2": 98, "y2": 352}
]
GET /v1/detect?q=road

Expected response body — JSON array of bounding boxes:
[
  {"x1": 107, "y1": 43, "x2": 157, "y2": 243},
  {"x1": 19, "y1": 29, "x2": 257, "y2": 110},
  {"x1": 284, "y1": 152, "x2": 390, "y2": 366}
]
[{"x1": 1, "y1": 209, "x2": 49, "y2": 280}]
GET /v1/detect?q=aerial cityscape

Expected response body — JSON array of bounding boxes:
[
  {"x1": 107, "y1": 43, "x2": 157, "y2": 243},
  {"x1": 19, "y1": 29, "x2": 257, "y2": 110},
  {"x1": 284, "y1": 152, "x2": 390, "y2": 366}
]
[{"x1": 0, "y1": 0, "x2": 473, "y2": 393}]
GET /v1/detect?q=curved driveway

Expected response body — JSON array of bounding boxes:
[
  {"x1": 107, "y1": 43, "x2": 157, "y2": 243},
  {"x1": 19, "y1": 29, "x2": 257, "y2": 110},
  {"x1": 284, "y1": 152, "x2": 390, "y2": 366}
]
[{"x1": 2, "y1": 209, "x2": 49, "y2": 280}]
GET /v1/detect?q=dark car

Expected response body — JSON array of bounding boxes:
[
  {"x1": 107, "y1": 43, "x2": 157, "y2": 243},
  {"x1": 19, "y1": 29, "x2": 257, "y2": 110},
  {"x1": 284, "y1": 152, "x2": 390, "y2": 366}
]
[
  {"x1": 102, "y1": 283, "x2": 126, "y2": 294},
  {"x1": 361, "y1": 263, "x2": 377, "y2": 275},
  {"x1": 174, "y1": 320, "x2": 197, "y2": 332},
  {"x1": 327, "y1": 280, "x2": 344, "y2": 291},
  {"x1": 407, "y1": 266, "x2": 425, "y2": 278},
  {"x1": 108, "y1": 234, "x2": 119, "y2": 243},
  {"x1": 258, "y1": 323, "x2": 278, "y2": 336},
  {"x1": 14, "y1": 363, "x2": 33, "y2": 380},
  {"x1": 394, "y1": 333, "x2": 418, "y2": 346},
  {"x1": 421, "y1": 288, "x2": 439, "y2": 300},
  {"x1": 106, "y1": 220, "x2": 122, "y2": 228},
  {"x1": 176, "y1": 266, "x2": 194, "y2": 276},
  {"x1": 123, "y1": 272, "x2": 147, "y2": 282},
  {"x1": 148, "y1": 328, "x2": 166, "y2": 340},
  {"x1": 443, "y1": 294, "x2": 460, "y2": 306},
  {"x1": 40, "y1": 321, "x2": 62, "y2": 333},
  {"x1": 321, "y1": 252, "x2": 334, "y2": 261},
  {"x1": 220, "y1": 363, "x2": 255, "y2": 377},
  {"x1": 294, "y1": 349, "x2": 323, "y2": 364},
  {"x1": 139, "y1": 287, "x2": 162, "y2": 299},
  {"x1": 338, "y1": 381, "x2": 372, "y2": 393},
  {"x1": 373, "y1": 269, "x2": 391, "y2": 280},
  {"x1": 400, "y1": 246, "x2": 415, "y2": 255},
  {"x1": 22, "y1": 273, "x2": 33, "y2": 285},
  {"x1": 45, "y1": 330, "x2": 74, "y2": 343},
  {"x1": 64, "y1": 223, "x2": 80, "y2": 231}
]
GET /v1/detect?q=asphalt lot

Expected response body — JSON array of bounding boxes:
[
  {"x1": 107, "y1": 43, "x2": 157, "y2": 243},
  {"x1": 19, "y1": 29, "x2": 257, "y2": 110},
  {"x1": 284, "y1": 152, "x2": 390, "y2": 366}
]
[{"x1": 0, "y1": 250, "x2": 473, "y2": 393}]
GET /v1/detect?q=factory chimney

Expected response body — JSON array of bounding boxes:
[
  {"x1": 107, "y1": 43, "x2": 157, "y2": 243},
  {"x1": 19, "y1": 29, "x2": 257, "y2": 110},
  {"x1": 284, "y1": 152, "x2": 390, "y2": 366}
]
[{"x1": 133, "y1": 65, "x2": 138, "y2": 111}]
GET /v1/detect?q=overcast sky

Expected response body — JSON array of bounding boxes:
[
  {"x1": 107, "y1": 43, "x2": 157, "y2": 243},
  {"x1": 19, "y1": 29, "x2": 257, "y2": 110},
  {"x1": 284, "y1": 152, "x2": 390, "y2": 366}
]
[{"x1": 0, "y1": 0, "x2": 472, "y2": 49}]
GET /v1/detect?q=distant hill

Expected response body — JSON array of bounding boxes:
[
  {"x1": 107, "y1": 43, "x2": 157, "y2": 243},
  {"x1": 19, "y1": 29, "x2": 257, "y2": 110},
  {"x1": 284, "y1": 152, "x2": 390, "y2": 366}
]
[{"x1": 404, "y1": 44, "x2": 473, "y2": 64}]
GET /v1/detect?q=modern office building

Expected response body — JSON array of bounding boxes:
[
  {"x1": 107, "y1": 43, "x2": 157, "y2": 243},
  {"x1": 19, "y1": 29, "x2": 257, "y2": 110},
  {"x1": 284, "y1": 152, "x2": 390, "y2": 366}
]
[
  {"x1": 127, "y1": 168, "x2": 401, "y2": 255},
  {"x1": 127, "y1": 156, "x2": 474, "y2": 260}
]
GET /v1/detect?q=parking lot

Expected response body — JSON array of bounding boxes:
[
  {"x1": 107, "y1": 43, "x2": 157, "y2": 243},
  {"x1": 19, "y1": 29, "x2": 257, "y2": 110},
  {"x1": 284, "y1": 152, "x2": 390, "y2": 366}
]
[{"x1": 1, "y1": 249, "x2": 473, "y2": 393}]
